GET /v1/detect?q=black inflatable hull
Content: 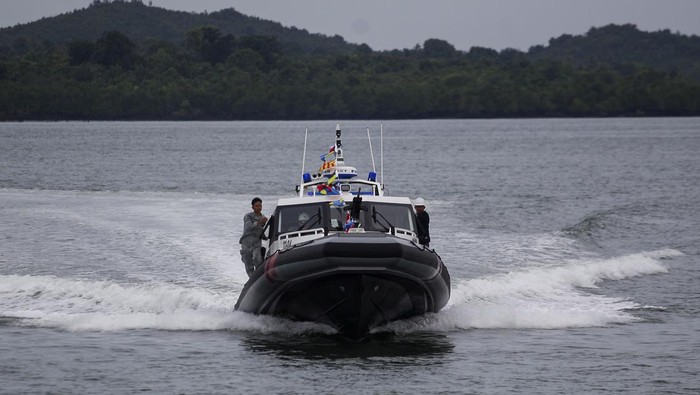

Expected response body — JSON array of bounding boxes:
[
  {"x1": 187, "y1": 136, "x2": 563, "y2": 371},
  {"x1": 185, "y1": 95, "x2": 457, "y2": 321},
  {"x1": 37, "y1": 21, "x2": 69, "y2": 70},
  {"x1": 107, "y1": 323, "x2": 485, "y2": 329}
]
[{"x1": 235, "y1": 233, "x2": 450, "y2": 339}]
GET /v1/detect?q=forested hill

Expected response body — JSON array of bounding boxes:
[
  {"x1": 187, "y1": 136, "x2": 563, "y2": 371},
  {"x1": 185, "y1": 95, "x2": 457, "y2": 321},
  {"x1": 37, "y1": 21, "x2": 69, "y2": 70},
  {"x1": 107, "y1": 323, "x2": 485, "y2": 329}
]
[
  {"x1": 0, "y1": 0, "x2": 358, "y2": 55},
  {"x1": 0, "y1": 1, "x2": 699, "y2": 120},
  {"x1": 528, "y1": 24, "x2": 700, "y2": 82},
  {"x1": 3, "y1": 1, "x2": 699, "y2": 76}
]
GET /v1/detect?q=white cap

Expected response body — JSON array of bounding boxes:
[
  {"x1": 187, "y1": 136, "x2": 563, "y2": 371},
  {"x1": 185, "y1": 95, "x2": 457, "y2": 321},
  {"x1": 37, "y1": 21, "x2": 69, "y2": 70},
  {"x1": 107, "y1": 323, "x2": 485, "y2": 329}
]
[
  {"x1": 298, "y1": 212, "x2": 310, "y2": 221},
  {"x1": 414, "y1": 197, "x2": 426, "y2": 207}
]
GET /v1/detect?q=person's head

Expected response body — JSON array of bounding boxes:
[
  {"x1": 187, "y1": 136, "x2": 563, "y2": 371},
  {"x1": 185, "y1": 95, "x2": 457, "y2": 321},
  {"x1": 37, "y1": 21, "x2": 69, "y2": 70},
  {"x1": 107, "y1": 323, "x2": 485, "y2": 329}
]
[
  {"x1": 414, "y1": 197, "x2": 426, "y2": 213},
  {"x1": 297, "y1": 212, "x2": 310, "y2": 225},
  {"x1": 251, "y1": 197, "x2": 263, "y2": 214}
]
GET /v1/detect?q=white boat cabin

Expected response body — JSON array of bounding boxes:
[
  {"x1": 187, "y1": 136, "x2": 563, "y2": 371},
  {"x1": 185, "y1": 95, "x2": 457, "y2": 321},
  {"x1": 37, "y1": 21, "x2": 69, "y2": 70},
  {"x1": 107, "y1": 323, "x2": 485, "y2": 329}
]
[
  {"x1": 263, "y1": 123, "x2": 421, "y2": 254},
  {"x1": 265, "y1": 195, "x2": 419, "y2": 253}
]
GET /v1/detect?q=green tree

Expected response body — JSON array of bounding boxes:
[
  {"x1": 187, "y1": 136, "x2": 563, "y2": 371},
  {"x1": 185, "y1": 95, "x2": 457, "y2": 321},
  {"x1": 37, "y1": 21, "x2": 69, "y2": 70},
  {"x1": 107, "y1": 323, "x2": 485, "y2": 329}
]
[
  {"x1": 423, "y1": 38, "x2": 457, "y2": 58},
  {"x1": 68, "y1": 40, "x2": 96, "y2": 65},
  {"x1": 93, "y1": 31, "x2": 138, "y2": 68},
  {"x1": 185, "y1": 26, "x2": 236, "y2": 64}
]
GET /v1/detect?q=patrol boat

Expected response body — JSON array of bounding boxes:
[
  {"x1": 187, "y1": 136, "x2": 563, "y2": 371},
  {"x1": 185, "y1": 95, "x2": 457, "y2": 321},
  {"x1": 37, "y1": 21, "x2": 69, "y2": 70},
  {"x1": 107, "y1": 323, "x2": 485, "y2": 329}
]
[{"x1": 235, "y1": 124, "x2": 450, "y2": 339}]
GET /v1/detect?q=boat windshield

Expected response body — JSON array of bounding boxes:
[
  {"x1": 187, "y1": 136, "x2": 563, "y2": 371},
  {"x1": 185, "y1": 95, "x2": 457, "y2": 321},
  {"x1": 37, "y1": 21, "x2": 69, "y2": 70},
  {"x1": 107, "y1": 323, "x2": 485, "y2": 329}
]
[
  {"x1": 272, "y1": 201, "x2": 415, "y2": 238},
  {"x1": 363, "y1": 203, "x2": 415, "y2": 232},
  {"x1": 276, "y1": 203, "x2": 322, "y2": 234},
  {"x1": 329, "y1": 206, "x2": 347, "y2": 231}
]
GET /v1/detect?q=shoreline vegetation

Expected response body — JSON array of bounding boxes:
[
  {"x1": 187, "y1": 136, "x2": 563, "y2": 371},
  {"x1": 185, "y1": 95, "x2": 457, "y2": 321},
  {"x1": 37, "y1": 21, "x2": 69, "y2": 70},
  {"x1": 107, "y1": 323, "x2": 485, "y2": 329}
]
[{"x1": 1, "y1": 0, "x2": 699, "y2": 121}]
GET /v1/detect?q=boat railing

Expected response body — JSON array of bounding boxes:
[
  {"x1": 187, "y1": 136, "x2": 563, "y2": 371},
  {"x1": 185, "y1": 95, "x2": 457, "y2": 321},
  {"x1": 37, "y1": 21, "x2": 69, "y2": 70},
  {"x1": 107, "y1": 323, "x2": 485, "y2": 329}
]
[
  {"x1": 278, "y1": 228, "x2": 325, "y2": 240},
  {"x1": 393, "y1": 227, "x2": 416, "y2": 239},
  {"x1": 270, "y1": 227, "x2": 325, "y2": 253}
]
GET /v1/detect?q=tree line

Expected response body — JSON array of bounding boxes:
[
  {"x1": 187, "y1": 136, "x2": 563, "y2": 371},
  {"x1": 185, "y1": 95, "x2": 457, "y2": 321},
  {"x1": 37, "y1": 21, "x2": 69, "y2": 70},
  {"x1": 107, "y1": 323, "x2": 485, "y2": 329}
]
[{"x1": 1, "y1": 28, "x2": 699, "y2": 120}]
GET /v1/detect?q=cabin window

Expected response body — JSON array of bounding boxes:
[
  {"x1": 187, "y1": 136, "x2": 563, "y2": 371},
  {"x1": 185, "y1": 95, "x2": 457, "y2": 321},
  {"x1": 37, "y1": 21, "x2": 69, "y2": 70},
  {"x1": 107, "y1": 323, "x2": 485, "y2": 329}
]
[
  {"x1": 329, "y1": 207, "x2": 346, "y2": 230},
  {"x1": 364, "y1": 203, "x2": 415, "y2": 232},
  {"x1": 276, "y1": 204, "x2": 323, "y2": 234}
]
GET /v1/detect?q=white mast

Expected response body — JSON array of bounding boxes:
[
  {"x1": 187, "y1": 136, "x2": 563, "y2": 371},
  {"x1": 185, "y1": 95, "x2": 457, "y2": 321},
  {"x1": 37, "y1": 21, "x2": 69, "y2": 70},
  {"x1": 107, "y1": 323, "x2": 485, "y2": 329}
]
[
  {"x1": 367, "y1": 127, "x2": 376, "y2": 173},
  {"x1": 380, "y1": 122, "x2": 384, "y2": 191},
  {"x1": 335, "y1": 123, "x2": 343, "y2": 166},
  {"x1": 300, "y1": 128, "x2": 308, "y2": 197}
]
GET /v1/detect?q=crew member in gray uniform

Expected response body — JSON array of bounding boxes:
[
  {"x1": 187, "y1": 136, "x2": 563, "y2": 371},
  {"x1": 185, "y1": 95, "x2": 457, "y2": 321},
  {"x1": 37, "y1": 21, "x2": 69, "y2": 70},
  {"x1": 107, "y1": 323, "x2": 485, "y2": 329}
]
[{"x1": 239, "y1": 197, "x2": 268, "y2": 277}]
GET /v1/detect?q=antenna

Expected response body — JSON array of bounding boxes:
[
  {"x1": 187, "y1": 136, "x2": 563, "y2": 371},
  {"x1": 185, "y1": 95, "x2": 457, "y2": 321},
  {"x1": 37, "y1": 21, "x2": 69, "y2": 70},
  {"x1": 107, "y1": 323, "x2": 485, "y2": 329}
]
[
  {"x1": 300, "y1": 128, "x2": 308, "y2": 197},
  {"x1": 380, "y1": 122, "x2": 384, "y2": 190},
  {"x1": 367, "y1": 127, "x2": 376, "y2": 172}
]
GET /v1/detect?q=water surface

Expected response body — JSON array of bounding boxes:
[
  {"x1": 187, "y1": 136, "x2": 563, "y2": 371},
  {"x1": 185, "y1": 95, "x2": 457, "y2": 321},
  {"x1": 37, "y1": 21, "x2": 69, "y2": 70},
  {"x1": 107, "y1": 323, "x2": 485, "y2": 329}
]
[{"x1": 1, "y1": 119, "x2": 698, "y2": 393}]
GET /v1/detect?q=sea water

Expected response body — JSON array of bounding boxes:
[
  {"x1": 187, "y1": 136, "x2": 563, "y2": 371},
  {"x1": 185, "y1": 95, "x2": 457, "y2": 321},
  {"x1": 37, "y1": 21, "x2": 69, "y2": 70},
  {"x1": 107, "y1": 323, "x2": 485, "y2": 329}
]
[{"x1": 1, "y1": 119, "x2": 698, "y2": 393}]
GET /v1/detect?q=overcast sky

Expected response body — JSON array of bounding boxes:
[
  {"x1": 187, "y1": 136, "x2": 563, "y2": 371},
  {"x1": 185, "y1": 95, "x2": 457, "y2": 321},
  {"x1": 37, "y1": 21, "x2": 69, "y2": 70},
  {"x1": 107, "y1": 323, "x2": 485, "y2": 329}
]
[{"x1": 2, "y1": 0, "x2": 700, "y2": 51}]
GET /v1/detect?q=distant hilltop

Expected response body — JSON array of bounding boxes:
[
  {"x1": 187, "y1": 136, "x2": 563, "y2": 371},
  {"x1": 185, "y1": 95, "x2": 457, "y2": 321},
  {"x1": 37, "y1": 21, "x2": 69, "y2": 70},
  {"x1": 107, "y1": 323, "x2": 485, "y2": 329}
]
[
  {"x1": 529, "y1": 24, "x2": 700, "y2": 82},
  {"x1": 0, "y1": 0, "x2": 360, "y2": 55},
  {"x1": 1, "y1": 0, "x2": 699, "y2": 120}
]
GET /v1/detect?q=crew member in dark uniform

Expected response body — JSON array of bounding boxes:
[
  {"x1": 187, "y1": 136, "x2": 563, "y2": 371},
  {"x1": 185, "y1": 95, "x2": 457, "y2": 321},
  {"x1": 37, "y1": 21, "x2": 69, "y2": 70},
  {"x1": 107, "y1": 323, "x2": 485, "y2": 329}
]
[{"x1": 414, "y1": 197, "x2": 430, "y2": 247}]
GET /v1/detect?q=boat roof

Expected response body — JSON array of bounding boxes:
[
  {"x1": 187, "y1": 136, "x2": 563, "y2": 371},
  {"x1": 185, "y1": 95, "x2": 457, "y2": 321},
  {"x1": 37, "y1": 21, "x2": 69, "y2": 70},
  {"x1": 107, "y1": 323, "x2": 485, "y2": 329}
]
[{"x1": 277, "y1": 194, "x2": 412, "y2": 207}]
